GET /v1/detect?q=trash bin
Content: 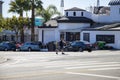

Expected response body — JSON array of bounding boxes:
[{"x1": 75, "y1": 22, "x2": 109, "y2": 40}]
[{"x1": 47, "y1": 41, "x2": 56, "y2": 51}]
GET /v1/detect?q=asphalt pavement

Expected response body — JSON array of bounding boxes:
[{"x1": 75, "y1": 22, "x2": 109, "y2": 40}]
[{"x1": 0, "y1": 50, "x2": 120, "y2": 80}]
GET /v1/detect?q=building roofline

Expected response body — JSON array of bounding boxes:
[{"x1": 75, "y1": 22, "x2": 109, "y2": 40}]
[
  {"x1": 109, "y1": 0, "x2": 120, "y2": 5},
  {"x1": 65, "y1": 7, "x2": 86, "y2": 11}
]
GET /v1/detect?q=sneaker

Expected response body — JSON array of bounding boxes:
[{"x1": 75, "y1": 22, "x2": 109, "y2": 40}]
[{"x1": 62, "y1": 53, "x2": 65, "y2": 55}]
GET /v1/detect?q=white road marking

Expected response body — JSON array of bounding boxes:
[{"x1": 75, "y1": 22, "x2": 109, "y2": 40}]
[
  {"x1": 45, "y1": 61, "x2": 100, "y2": 68},
  {"x1": 89, "y1": 67, "x2": 120, "y2": 71},
  {"x1": 66, "y1": 64, "x2": 120, "y2": 69},
  {"x1": 66, "y1": 72, "x2": 120, "y2": 79},
  {"x1": 45, "y1": 61, "x2": 120, "y2": 68}
]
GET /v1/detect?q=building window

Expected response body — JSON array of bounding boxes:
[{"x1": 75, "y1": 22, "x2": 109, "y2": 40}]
[
  {"x1": 66, "y1": 12, "x2": 68, "y2": 16},
  {"x1": 66, "y1": 32, "x2": 80, "y2": 41},
  {"x1": 73, "y1": 12, "x2": 76, "y2": 16},
  {"x1": 96, "y1": 35, "x2": 115, "y2": 43},
  {"x1": 81, "y1": 12, "x2": 84, "y2": 16},
  {"x1": 83, "y1": 33, "x2": 90, "y2": 42},
  {"x1": 60, "y1": 32, "x2": 64, "y2": 39}
]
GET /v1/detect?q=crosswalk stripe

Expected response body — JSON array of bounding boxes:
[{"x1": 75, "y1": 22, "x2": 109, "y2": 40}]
[
  {"x1": 89, "y1": 67, "x2": 120, "y2": 71},
  {"x1": 45, "y1": 61, "x2": 120, "y2": 68},
  {"x1": 66, "y1": 64, "x2": 120, "y2": 69},
  {"x1": 66, "y1": 72, "x2": 120, "y2": 79},
  {"x1": 45, "y1": 61, "x2": 100, "y2": 68}
]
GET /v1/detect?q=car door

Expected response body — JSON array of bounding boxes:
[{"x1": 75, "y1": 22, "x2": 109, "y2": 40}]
[{"x1": 71, "y1": 42, "x2": 79, "y2": 51}]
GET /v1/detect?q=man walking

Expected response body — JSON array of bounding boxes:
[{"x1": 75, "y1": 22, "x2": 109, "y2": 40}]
[{"x1": 56, "y1": 38, "x2": 66, "y2": 55}]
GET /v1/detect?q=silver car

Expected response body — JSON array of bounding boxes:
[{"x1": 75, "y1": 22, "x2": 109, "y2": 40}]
[{"x1": 20, "y1": 42, "x2": 41, "y2": 51}]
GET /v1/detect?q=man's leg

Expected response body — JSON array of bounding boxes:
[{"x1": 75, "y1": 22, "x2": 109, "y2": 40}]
[
  {"x1": 61, "y1": 49, "x2": 65, "y2": 55},
  {"x1": 56, "y1": 49, "x2": 58, "y2": 54}
]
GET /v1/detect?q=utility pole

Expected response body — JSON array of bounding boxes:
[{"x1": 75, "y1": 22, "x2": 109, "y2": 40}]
[
  {"x1": 60, "y1": 0, "x2": 64, "y2": 16},
  {"x1": 0, "y1": 0, "x2": 3, "y2": 16},
  {"x1": 97, "y1": 0, "x2": 100, "y2": 7},
  {"x1": 31, "y1": 0, "x2": 35, "y2": 41}
]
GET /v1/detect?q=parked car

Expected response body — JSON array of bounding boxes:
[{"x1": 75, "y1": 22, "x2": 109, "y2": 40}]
[
  {"x1": 64, "y1": 41, "x2": 92, "y2": 52},
  {"x1": 0, "y1": 42, "x2": 16, "y2": 51},
  {"x1": 34, "y1": 41, "x2": 42, "y2": 48},
  {"x1": 16, "y1": 42, "x2": 23, "y2": 49},
  {"x1": 92, "y1": 41, "x2": 113, "y2": 50},
  {"x1": 20, "y1": 42, "x2": 41, "y2": 51}
]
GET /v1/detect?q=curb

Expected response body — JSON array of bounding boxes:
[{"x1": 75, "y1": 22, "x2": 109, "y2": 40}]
[{"x1": 0, "y1": 57, "x2": 8, "y2": 64}]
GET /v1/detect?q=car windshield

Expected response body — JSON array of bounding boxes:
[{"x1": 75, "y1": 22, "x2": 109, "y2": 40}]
[{"x1": 71, "y1": 42, "x2": 77, "y2": 46}]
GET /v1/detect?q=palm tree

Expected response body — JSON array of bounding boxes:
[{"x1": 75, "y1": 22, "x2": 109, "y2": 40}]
[
  {"x1": 36, "y1": 5, "x2": 61, "y2": 22},
  {"x1": 0, "y1": 15, "x2": 5, "y2": 32},
  {"x1": 9, "y1": 0, "x2": 43, "y2": 42},
  {"x1": 9, "y1": 0, "x2": 30, "y2": 42},
  {"x1": 30, "y1": 0, "x2": 43, "y2": 41},
  {"x1": 9, "y1": 0, "x2": 26, "y2": 17}
]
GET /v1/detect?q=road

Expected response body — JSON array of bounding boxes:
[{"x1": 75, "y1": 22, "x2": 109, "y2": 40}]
[{"x1": 0, "y1": 50, "x2": 120, "y2": 80}]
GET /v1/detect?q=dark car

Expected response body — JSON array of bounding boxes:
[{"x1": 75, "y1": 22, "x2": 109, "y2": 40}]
[
  {"x1": 20, "y1": 42, "x2": 41, "y2": 51},
  {"x1": 0, "y1": 42, "x2": 16, "y2": 51},
  {"x1": 64, "y1": 41, "x2": 92, "y2": 52}
]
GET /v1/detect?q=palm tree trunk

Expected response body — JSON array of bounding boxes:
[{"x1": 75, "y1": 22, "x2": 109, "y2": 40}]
[
  {"x1": 20, "y1": 13, "x2": 24, "y2": 43},
  {"x1": 20, "y1": 27, "x2": 24, "y2": 43},
  {"x1": 31, "y1": 0, "x2": 35, "y2": 41}
]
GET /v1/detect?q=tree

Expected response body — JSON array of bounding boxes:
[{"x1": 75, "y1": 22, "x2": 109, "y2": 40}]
[
  {"x1": 36, "y1": 5, "x2": 61, "y2": 22},
  {"x1": 17, "y1": 17, "x2": 30, "y2": 42},
  {"x1": 9, "y1": 0, "x2": 30, "y2": 42},
  {"x1": 9, "y1": 0, "x2": 26, "y2": 17},
  {"x1": 30, "y1": 0, "x2": 43, "y2": 41},
  {"x1": 0, "y1": 15, "x2": 5, "y2": 32},
  {"x1": 9, "y1": 0, "x2": 43, "y2": 42}
]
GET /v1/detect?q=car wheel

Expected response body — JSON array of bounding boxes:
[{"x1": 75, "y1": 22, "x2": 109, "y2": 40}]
[
  {"x1": 95, "y1": 46, "x2": 99, "y2": 50},
  {"x1": 64, "y1": 48, "x2": 68, "y2": 52},
  {"x1": 28, "y1": 47, "x2": 32, "y2": 51},
  {"x1": 88, "y1": 49, "x2": 92, "y2": 52},
  {"x1": 4, "y1": 48, "x2": 8, "y2": 51},
  {"x1": 79, "y1": 48, "x2": 83, "y2": 52}
]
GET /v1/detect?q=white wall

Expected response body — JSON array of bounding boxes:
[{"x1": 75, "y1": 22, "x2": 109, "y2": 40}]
[
  {"x1": 38, "y1": 29, "x2": 42, "y2": 42},
  {"x1": 92, "y1": 14, "x2": 111, "y2": 23},
  {"x1": 65, "y1": 11, "x2": 92, "y2": 18},
  {"x1": 110, "y1": 5, "x2": 120, "y2": 22},
  {"x1": 81, "y1": 31, "x2": 120, "y2": 49},
  {"x1": 38, "y1": 28, "x2": 58, "y2": 44},
  {"x1": 84, "y1": 11, "x2": 92, "y2": 19},
  {"x1": 58, "y1": 23, "x2": 90, "y2": 30},
  {"x1": 38, "y1": 23, "x2": 90, "y2": 44}
]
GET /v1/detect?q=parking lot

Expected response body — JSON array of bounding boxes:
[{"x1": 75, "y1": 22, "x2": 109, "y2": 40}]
[{"x1": 0, "y1": 50, "x2": 120, "y2": 80}]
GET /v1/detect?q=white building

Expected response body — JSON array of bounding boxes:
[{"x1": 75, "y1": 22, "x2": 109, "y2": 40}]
[{"x1": 38, "y1": 0, "x2": 120, "y2": 49}]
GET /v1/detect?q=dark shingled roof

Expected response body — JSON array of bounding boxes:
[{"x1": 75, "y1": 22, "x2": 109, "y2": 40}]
[
  {"x1": 82, "y1": 23, "x2": 120, "y2": 31},
  {"x1": 65, "y1": 7, "x2": 86, "y2": 11},
  {"x1": 57, "y1": 16, "x2": 94, "y2": 23},
  {"x1": 109, "y1": 0, "x2": 120, "y2": 5},
  {"x1": 95, "y1": 23, "x2": 120, "y2": 30}
]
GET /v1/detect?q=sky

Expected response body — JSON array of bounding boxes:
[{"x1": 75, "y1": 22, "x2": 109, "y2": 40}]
[{"x1": 2, "y1": 0, "x2": 111, "y2": 18}]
